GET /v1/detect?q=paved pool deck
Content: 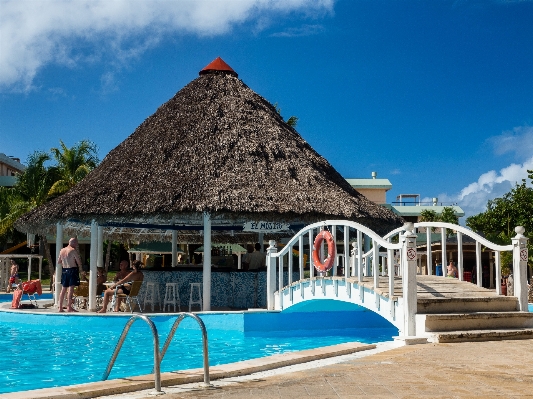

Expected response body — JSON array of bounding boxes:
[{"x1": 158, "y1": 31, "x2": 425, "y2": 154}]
[{"x1": 100, "y1": 339, "x2": 533, "y2": 399}]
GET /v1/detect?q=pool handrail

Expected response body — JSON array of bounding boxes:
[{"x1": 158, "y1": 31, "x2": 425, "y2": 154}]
[
  {"x1": 157, "y1": 312, "x2": 210, "y2": 386},
  {"x1": 102, "y1": 314, "x2": 161, "y2": 392}
]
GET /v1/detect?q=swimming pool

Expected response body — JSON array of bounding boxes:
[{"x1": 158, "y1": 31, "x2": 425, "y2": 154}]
[{"x1": 0, "y1": 299, "x2": 397, "y2": 394}]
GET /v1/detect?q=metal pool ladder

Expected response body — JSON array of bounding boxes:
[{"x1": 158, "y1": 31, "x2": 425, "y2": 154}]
[{"x1": 102, "y1": 313, "x2": 210, "y2": 393}]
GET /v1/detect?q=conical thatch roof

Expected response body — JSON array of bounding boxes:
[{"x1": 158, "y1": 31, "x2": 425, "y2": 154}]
[{"x1": 16, "y1": 58, "x2": 403, "y2": 238}]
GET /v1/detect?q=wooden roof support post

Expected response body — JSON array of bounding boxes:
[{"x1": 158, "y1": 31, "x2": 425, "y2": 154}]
[
  {"x1": 202, "y1": 212, "x2": 211, "y2": 311},
  {"x1": 54, "y1": 222, "x2": 63, "y2": 305},
  {"x1": 512, "y1": 226, "x2": 528, "y2": 311},
  {"x1": 89, "y1": 220, "x2": 98, "y2": 311}
]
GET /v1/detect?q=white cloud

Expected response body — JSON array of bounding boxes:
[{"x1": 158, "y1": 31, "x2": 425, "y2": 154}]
[
  {"x1": 487, "y1": 125, "x2": 533, "y2": 161},
  {"x1": 428, "y1": 156, "x2": 533, "y2": 221},
  {"x1": 0, "y1": 0, "x2": 334, "y2": 92},
  {"x1": 423, "y1": 126, "x2": 533, "y2": 221}
]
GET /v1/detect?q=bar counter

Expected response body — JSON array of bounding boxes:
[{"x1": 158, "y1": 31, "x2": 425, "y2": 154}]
[{"x1": 138, "y1": 267, "x2": 299, "y2": 310}]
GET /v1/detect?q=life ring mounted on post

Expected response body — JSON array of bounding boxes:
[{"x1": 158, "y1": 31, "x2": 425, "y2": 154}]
[{"x1": 312, "y1": 229, "x2": 336, "y2": 273}]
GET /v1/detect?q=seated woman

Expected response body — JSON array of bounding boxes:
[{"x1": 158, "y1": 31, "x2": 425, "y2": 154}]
[{"x1": 98, "y1": 261, "x2": 144, "y2": 313}]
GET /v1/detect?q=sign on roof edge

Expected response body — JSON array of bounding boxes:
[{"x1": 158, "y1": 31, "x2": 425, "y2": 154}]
[{"x1": 243, "y1": 221, "x2": 290, "y2": 233}]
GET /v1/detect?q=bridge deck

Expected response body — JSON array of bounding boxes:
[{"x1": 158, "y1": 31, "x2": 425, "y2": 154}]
[{"x1": 343, "y1": 275, "x2": 498, "y2": 299}]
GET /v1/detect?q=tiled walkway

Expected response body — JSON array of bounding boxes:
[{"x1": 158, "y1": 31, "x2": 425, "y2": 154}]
[{"x1": 134, "y1": 339, "x2": 533, "y2": 398}]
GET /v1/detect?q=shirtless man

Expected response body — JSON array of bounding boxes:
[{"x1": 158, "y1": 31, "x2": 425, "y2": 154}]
[
  {"x1": 57, "y1": 237, "x2": 82, "y2": 312},
  {"x1": 447, "y1": 260, "x2": 458, "y2": 278},
  {"x1": 113, "y1": 260, "x2": 130, "y2": 283},
  {"x1": 6, "y1": 259, "x2": 20, "y2": 293}
]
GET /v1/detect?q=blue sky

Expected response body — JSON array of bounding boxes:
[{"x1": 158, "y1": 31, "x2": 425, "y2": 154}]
[{"x1": 1, "y1": 0, "x2": 532, "y2": 221}]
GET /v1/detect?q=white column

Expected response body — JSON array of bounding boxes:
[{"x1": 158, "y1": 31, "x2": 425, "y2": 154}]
[
  {"x1": 38, "y1": 256, "x2": 42, "y2": 281},
  {"x1": 440, "y1": 227, "x2": 447, "y2": 277},
  {"x1": 299, "y1": 235, "x2": 304, "y2": 280},
  {"x1": 343, "y1": 226, "x2": 349, "y2": 278},
  {"x1": 266, "y1": 240, "x2": 277, "y2": 310},
  {"x1": 401, "y1": 223, "x2": 417, "y2": 337},
  {"x1": 172, "y1": 230, "x2": 178, "y2": 267},
  {"x1": 89, "y1": 220, "x2": 98, "y2": 311},
  {"x1": 357, "y1": 231, "x2": 363, "y2": 282},
  {"x1": 27, "y1": 256, "x2": 31, "y2": 282},
  {"x1": 457, "y1": 232, "x2": 463, "y2": 281},
  {"x1": 332, "y1": 226, "x2": 337, "y2": 276},
  {"x1": 495, "y1": 251, "x2": 502, "y2": 295},
  {"x1": 512, "y1": 226, "x2": 528, "y2": 311},
  {"x1": 202, "y1": 212, "x2": 211, "y2": 311},
  {"x1": 97, "y1": 226, "x2": 104, "y2": 268},
  {"x1": 388, "y1": 248, "x2": 394, "y2": 298},
  {"x1": 476, "y1": 241, "x2": 482, "y2": 287},
  {"x1": 372, "y1": 240, "x2": 379, "y2": 288},
  {"x1": 237, "y1": 253, "x2": 242, "y2": 269},
  {"x1": 308, "y1": 230, "x2": 314, "y2": 280},
  {"x1": 426, "y1": 229, "x2": 432, "y2": 275},
  {"x1": 54, "y1": 223, "x2": 63, "y2": 305}
]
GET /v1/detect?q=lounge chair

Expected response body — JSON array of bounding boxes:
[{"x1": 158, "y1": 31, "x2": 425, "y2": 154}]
[
  {"x1": 111, "y1": 280, "x2": 143, "y2": 313},
  {"x1": 73, "y1": 281, "x2": 89, "y2": 309}
]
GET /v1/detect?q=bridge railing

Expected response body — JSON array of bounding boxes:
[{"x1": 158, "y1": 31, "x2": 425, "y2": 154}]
[
  {"x1": 266, "y1": 220, "x2": 529, "y2": 337},
  {"x1": 383, "y1": 223, "x2": 528, "y2": 305},
  {"x1": 265, "y1": 220, "x2": 403, "y2": 310}
]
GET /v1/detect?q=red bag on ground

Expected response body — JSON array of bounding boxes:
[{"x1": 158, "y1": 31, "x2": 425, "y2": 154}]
[{"x1": 11, "y1": 290, "x2": 22, "y2": 309}]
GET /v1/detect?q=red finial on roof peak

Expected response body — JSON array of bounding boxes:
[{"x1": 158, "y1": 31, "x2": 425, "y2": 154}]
[{"x1": 199, "y1": 57, "x2": 238, "y2": 77}]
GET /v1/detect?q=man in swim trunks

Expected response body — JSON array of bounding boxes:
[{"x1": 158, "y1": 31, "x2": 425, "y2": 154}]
[
  {"x1": 57, "y1": 237, "x2": 82, "y2": 312},
  {"x1": 6, "y1": 259, "x2": 20, "y2": 293},
  {"x1": 113, "y1": 260, "x2": 130, "y2": 283}
]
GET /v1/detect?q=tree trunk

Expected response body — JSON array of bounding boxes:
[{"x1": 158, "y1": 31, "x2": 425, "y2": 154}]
[
  {"x1": 41, "y1": 236, "x2": 55, "y2": 291},
  {"x1": 104, "y1": 240, "x2": 112, "y2": 272}
]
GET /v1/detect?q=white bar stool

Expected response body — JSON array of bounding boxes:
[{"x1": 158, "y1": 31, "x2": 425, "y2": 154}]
[
  {"x1": 163, "y1": 282, "x2": 180, "y2": 312},
  {"x1": 189, "y1": 283, "x2": 202, "y2": 312},
  {"x1": 143, "y1": 282, "x2": 161, "y2": 312}
]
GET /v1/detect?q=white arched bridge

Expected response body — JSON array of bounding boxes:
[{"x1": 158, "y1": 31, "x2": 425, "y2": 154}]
[{"x1": 266, "y1": 221, "x2": 531, "y2": 342}]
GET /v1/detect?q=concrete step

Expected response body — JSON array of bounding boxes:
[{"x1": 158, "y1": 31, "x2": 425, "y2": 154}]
[
  {"x1": 429, "y1": 328, "x2": 533, "y2": 343},
  {"x1": 417, "y1": 296, "x2": 518, "y2": 314},
  {"x1": 418, "y1": 312, "x2": 533, "y2": 333}
]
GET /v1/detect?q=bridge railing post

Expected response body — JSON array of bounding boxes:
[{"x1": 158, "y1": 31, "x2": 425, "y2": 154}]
[
  {"x1": 511, "y1": 226, "x2": 529, "y2": 311},
  {"x1": 266, "y1": 240, "x2": 277, "y2": 310},
  {"x1": 401, "y1": 222, "x2": 418, "y2": 337}
]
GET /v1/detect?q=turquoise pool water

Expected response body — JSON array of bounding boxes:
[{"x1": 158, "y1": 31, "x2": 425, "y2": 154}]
[{"x1": 0, "y1": 299, "x2": 397, "y2": 394}]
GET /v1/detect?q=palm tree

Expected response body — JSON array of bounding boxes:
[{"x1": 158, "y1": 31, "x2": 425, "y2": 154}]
[
  {"x1": 0, "y1": 152, "x2": 57, "y2": 236},
  {"x1": 0, "y1": 152, "x2": 59, "y2": 286},
  {"x1": 48, "y1": 140, "x2": 98, "y2": 197}
]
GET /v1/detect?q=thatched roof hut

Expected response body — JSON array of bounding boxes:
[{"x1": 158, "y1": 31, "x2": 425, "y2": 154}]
[{"x1": 16, "y1": 57, "x2": 402, "y2": 240}]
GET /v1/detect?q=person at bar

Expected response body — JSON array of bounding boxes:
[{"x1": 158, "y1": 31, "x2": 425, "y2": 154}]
[{"x1": 247, "y1": 243, "x2": 265, "y2": 270}]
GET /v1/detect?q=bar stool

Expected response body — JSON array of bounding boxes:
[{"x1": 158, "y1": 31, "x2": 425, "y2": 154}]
[
  {"x1": 189, "y1": 283, "x2": 202, "y2": 312},
  {"x1": 143, "y1": 282, "x2": 161, "y2": 312},
  {"x1": 163, "y1": 283, "x2": 180, "y2": 312}
]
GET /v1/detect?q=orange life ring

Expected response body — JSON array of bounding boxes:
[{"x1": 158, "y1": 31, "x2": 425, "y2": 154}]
[{"x1": 312, "y1": 230, "x2": 336, "y2": 272}]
